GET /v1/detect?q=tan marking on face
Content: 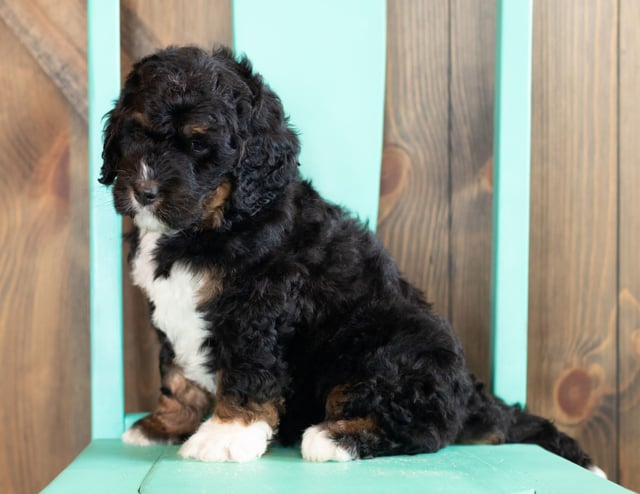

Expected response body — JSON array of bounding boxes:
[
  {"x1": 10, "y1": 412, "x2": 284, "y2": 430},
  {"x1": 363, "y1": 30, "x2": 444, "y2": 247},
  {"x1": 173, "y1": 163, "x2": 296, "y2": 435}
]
[
  {"x1": 196, "y1": 266, "x2": 224, "y2": 306},
  {"x1": 131, "y1": 111, "x2": 150, "y2": 127},
  {"x1": 183, "y1": 123, "x2": 209, "y2": 137},
  {"x1": 202, "y1": 180, "x2": 232, "y2": 229},
  {"x1": 133, "y1": 366, "x2": 214, "y2": 443}
]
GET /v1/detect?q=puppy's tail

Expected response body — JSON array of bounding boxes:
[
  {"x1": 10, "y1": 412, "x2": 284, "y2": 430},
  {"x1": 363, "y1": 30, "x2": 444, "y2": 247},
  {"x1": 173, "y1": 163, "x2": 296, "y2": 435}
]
[
  {"x1": 457, "y1": 376, "x2": 605, "y2": 477},
  {"x1": 505, "y1": 407, "x2": 593, "y2": 466}
]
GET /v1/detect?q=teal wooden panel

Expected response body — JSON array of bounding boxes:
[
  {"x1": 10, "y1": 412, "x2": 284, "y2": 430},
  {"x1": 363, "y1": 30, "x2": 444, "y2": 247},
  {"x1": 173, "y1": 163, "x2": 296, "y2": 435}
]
[
  {"x1": 140, "y1": 445, "x2": 630, "y2": 494},
  {"x1": 491, "y1": 0, "x2": 533, "y2": 406},
  {"x1": 43, "y1": 443, "x2": 630, "y2": 493},
  {"x1": 124, "y1": 412, "x2": 149, "y2": 430},
  {"x1": 87, "y1": 0, "x2": 124, "y2": 439},
  {"x1": 42, "y1": 440, "x2": 168, "y2": 494},
  {"x1": 232, "y1": 0, "x2": 386, "y2": 228}
]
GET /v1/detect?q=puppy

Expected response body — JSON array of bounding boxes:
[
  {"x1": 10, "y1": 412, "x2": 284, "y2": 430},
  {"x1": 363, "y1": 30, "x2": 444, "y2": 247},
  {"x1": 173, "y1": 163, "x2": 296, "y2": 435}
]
[{"x1": 100, "y1": 45, "x2": 602, "y2": 473}]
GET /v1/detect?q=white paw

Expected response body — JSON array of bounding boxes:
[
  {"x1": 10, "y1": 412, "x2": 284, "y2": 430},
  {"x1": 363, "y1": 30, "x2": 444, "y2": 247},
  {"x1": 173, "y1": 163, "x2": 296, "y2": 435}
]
[
  {"x1": 122, "y1": 425, "x2": 166, "y2": 446},
  {"x1": 301, "y1": 425, "x2": 354, "y2": 462},
  {"x1": 178, "y1": 419, "x2": 272, "y2": 462},
  {"x1": 588, "y1": 465, "x2": 607, "y2": 479}
]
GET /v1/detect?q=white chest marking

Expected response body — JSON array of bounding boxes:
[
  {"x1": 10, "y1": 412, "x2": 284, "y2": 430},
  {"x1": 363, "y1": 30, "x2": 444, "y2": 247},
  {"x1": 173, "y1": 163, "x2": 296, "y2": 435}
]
[{"x1": 131, "y1": 231, "x2": 215, "y2": 392}]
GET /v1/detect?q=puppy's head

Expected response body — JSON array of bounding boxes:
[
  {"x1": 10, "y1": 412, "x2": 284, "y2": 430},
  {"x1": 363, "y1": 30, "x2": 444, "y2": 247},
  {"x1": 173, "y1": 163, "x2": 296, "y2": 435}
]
[{"x1": 100, "y1": 46, "x2": 300, "y2": 232}]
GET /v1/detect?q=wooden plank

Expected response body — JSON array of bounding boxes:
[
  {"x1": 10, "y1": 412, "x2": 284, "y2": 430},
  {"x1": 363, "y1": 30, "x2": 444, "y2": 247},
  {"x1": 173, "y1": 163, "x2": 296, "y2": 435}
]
[
  {"x1": 618, "y1": 1, "x2": 640, "y2": 490},
  {"x1": 528, "y1": 0, "x2": 619, "y2": 480},
  {"x1": 0, "y1": 0, "x2": 87, "y2": 120},
  {"x1": 378, "y1": 0, "x2": 450, "y2": 317},
  {"x1": 0, "y1": 15, "x2": 89, "y2": 494},
  {"x1": 448, "y1": 0, "x2": 496, "y2": 385},
  {"x1": 120, "y1": 0, "x2": 232, "y2": 73},
  {"x1": 120, "y1": 0, "x2": 232, "y2": 414}
]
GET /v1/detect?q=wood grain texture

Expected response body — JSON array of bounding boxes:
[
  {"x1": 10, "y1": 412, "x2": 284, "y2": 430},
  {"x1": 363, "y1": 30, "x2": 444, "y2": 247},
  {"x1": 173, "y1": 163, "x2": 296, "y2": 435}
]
[
  {"x1": 121, "y1": 0, "x2": 232, "y2": 74},
  {"x1": 121, "y1": 0, "x2": 232, "y2": 413},
  {"x1": 618, "y1": 0, "x2": 640, "y2": 490},
  {"x1": 448, "y1": 0, "x2": 496, "y2": 384},
  {"x1": 528, "y1": 0, "x2": 619, "y2": 480},
  {"x1": 378, "y1": 0, "x2": 451, "y2": 317},
  {"x1": 0, "y1": 0, "x2": 87, "y2": 120},
  {"x1": 0, "y1": 8, "x2": 89, "y2": 494}
]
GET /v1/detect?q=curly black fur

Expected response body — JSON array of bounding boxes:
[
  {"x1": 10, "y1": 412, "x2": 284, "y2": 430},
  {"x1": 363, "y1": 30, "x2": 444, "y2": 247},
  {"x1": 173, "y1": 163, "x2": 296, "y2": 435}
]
[{"x1": 101, "y1": 45, "x2": 595, "y2": 468}]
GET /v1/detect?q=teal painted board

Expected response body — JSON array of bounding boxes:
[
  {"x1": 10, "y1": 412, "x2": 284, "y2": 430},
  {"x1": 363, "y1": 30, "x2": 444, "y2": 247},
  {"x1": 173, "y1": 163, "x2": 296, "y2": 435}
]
[
  {"x1": 87, "y1": 0, "x2": 124, "y2": 439},
  {"x1": 124, "y1": 412, "x2": 149, "y2": 430},
  {"x1": 233, "y1": 0, "x2": 386, "y2": 228},
  {"x1": 490, "y1": 0, "x2": 533, "y2": 407},
  {"x1": 139, "y1": 445, "x2": 631, "y2": 494},
  {"x1": 43, "y1": 443, "x2": 631, "y2": 493},
  {"x1": 42, "y1": 440, "x2": 168, "y2": 494}
]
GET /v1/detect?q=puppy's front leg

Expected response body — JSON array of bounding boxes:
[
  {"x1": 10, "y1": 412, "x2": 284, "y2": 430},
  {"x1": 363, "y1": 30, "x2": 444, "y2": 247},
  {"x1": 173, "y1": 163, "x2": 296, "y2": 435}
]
[
  {"x1": 178, "y1": 385, "x2": 283, "y2": 462},
  {"x1": 178, "y1": 295, "x2": 287, "y2": 462},
  {"x1": 122, "y1": 365, "x2": 213, "y2": 445}
]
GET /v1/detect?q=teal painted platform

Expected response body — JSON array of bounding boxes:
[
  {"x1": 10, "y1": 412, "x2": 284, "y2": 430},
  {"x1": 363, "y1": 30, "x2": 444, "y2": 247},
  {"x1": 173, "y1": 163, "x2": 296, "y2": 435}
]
[
  {"x1": 49, "y1": 2, "x2": 632, "y2": 493},
  {"x1": 44, "y1": 443, "x2": 631, "y2": 494}
]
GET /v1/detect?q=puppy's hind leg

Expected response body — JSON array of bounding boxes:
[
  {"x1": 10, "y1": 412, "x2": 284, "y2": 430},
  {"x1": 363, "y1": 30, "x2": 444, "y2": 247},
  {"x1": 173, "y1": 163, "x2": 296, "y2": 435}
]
[
  {"x1": 301, "y1": 371, "x2": 469, "y2": 461},
  {"x1": 301, "y1": 418, "x2": 378, "y2": 462},
  {"x1": 300, "y1": 310, "x2": 473, "y2": 462},
  {"x1": 300, "y1": 382, "x2": 394, "y2": 461}
]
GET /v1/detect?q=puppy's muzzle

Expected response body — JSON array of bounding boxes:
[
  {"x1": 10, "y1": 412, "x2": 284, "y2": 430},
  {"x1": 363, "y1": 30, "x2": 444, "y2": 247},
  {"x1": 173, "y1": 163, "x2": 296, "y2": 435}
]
[{"x1": 133, "y1": 180, "x2": 159, "y2": 206}]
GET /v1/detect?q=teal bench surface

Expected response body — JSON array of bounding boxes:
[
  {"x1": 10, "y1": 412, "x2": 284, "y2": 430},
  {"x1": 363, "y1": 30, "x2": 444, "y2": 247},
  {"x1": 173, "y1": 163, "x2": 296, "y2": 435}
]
[{"x1": 44, "y1": 443, "x2": 632, "y2": 494}]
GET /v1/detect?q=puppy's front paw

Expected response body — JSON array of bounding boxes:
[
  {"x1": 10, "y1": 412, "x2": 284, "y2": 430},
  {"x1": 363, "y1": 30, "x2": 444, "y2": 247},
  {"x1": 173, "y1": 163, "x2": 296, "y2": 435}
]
[
  {"x1": 122, "y1": 423, "x2": 169, "y2": 446},
  {"x1": 178, "y1": 419, "x2": 272, "y2": 462}
]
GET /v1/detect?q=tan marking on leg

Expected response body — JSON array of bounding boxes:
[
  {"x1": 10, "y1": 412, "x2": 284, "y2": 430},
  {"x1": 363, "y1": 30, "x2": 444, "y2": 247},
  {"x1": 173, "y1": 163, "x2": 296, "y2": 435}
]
[
  {"x1": 213, "y1": 373, "x2": 283, "y2": 430},
  {"x1": 324, "y1": 417, "x2": 377, "y2": 436},
  {"x1": 132, "y1": 366, "x2": 214, "y2": 443},
  {"x1": 456, "y1": 430, "x2": 506, "y2": 445},
  {"x1": 325, "y1": 384, "x2": 351, "y2": 419},
  {"x1": 214, "y1": 394, "x2": 283, "y2": 430}
]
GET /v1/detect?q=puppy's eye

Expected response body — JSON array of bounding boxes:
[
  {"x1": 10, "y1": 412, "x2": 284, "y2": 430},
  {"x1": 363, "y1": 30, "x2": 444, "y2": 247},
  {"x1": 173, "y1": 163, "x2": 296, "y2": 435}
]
[{"x1": 190, "y1": 140, "x2": 208, "y2": 154}]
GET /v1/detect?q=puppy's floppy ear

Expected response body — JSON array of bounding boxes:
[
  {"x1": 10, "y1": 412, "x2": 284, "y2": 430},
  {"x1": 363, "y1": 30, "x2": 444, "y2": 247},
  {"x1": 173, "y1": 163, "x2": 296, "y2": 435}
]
[
  {"x1": 99, "y1": 109, "x2": 119, "y2": 185},
  {"x1": 98, "y1": 60, "x2": 145, "y2": 186},
  {"x1": 232, "y1": 59, "x2": 300, "y2": 216}
]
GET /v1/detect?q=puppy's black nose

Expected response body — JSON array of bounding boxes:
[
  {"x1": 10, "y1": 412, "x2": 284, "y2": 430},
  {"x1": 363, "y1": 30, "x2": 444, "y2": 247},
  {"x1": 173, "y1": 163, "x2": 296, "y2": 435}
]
[{"x1": 133, "y1": 182, "x2": 159, "y2": 206}]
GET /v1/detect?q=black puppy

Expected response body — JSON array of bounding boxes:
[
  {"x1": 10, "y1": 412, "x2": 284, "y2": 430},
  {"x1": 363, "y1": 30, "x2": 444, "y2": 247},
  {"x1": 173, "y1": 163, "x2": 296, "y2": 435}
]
[{"x1": 100, "y1": 45, "x2": 602, "y2": 473}]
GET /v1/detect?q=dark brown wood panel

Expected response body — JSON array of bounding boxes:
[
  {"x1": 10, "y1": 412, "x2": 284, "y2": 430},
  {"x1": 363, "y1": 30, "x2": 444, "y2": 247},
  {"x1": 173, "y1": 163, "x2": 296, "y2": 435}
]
[
  {"x1": 529, "y1": 0, "x2": 619, "y2": 480},
  {"x1": 378, "y1": 0, "x2": 451, "y2": 317},
  {"x1": 121, "y1": 0, "x2": 232, "y2": 413},
  {"x1": 448, "y1": 0, "x2": 496, "y2": 384},
  {"x1": 618, "y1": 0, "x2": 640, "y2": 490},
  {"x1": 0, "y1": 2, "x2": 89, "y2": 492}
]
